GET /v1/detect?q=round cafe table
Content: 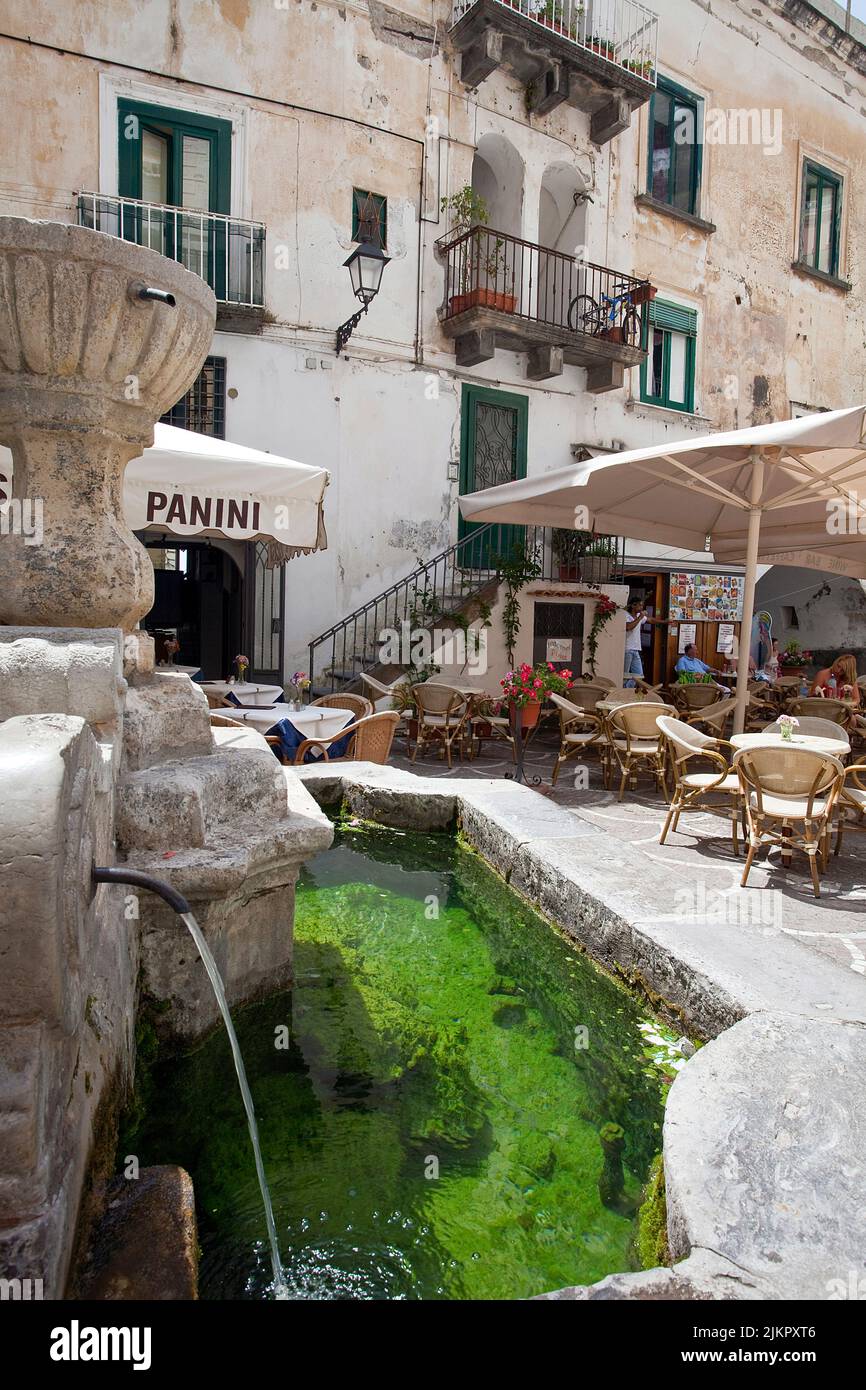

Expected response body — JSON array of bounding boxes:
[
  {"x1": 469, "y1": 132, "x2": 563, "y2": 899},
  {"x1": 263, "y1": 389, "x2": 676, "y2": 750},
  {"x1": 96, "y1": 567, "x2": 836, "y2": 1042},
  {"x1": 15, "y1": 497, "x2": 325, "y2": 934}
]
[
  {"x1": 198, "y1": 680, "x2": 284, "y2": 707},
  {"x1": 229, "y1": 704, "x2": 354, "y2": 739},
  {"x1": 730, "y1": 730, "x2": 850, "y2": 758}
]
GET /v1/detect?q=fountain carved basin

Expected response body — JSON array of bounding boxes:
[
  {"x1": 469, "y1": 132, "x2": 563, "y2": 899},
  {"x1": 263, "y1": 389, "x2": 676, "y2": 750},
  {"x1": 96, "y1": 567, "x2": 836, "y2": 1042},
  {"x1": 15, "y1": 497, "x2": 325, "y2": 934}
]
[{"x1": 0, "y1": 217, "x2": 215, "y2": 630}]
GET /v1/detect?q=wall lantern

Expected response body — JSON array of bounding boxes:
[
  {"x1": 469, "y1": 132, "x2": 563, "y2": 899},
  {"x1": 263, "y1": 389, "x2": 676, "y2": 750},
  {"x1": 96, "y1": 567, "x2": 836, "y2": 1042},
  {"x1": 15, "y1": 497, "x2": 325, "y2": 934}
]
[{"x1": 335, "y1": 239, "x2": 390, "y2": 354}]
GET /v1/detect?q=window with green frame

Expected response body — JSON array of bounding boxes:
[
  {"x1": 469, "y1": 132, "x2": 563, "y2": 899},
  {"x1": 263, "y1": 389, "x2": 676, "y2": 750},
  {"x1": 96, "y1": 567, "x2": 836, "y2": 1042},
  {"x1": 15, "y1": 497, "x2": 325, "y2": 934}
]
[
  {"x1": 640, "y1": 300, "x2": 697, "y2": 413},
  {"x1": 647, "y1": 77, "x2": 702, "y2": 216},
  {"x1": 117, "y1": 99, "x2": 231, "y2": 214},
  {"x1": 799, "y1": 161, "x2": 843, "y2": 277},
  {"x1": 352, "y1": 189, "x2": 387, "y2": 249}
]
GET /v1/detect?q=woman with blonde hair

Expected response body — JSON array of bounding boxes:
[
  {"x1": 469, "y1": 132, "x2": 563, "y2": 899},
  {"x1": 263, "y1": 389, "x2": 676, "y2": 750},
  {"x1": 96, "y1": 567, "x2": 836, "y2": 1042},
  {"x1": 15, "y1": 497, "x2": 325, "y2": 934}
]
[{"x1": 810, "y1": 653, "x2": 862, "y2": 704}]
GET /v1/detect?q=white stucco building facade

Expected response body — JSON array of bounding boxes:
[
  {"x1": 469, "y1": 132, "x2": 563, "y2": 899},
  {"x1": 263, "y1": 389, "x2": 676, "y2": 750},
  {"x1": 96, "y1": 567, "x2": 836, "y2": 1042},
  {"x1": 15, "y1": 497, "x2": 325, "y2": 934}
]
[{"x1": 2, "y1": 0, "x2": 866, "y2": 682}]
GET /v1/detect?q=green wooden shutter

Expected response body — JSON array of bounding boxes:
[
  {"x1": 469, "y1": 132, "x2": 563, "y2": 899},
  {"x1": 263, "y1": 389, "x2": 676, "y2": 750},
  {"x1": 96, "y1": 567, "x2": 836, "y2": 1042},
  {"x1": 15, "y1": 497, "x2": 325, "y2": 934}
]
[{"x1": 648, "y1": 300, "x2": 698, "y2": 337}]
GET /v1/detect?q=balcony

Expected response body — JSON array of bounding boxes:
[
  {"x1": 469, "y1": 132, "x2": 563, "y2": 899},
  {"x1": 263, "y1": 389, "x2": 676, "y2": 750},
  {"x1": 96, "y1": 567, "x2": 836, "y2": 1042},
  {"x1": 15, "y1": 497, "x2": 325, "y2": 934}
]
[
  {"x1": 76, "y1": 193, "x2": 265, "y2": 322},
  {"x1": 438, "y1": 225, "x2": 653, "y2": 392},
  {"x1": 450, "y1": 0, "x2": 658, "y2": 142}
]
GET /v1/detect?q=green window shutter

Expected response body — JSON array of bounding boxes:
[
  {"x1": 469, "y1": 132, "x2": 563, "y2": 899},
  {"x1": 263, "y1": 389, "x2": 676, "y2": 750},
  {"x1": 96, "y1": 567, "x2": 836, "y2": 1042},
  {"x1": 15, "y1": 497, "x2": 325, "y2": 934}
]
[
  {"x1": 648, "y1": 300, "x2": 698, "y2": 337},
  {"x1": 352, "y1": 189, "x2": 387, "y2": 249},
  {"x1": 117, "y1": 99, "x2": 231, "y2": 214}
]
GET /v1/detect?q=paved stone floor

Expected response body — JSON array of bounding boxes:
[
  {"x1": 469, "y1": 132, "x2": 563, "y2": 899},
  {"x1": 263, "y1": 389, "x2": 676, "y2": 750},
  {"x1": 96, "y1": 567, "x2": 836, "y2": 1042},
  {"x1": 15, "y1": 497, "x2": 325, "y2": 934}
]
[{"x1": 390, "y1": 726, "x2": 866, "y2": 983}]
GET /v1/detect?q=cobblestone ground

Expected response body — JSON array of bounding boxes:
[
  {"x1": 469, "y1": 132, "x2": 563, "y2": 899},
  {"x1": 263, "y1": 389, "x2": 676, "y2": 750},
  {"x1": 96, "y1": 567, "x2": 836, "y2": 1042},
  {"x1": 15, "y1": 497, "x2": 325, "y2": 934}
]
[{"x1": 390, "y1": 723, "x2": 866, "y2": 983}]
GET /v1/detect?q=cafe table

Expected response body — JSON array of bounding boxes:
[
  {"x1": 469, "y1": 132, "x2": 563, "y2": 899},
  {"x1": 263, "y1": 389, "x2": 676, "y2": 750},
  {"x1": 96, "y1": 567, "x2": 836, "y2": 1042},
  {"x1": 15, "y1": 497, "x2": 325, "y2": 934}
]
[
  {"x1": 229, "y1": 703, "x2": 355, "y2": 759},
  {"x1": 198, "y1": 680, "x2": 285, "y2": 707},
  {"x1": 730, "y1": 730, "x2": 850, "y2": 758}
]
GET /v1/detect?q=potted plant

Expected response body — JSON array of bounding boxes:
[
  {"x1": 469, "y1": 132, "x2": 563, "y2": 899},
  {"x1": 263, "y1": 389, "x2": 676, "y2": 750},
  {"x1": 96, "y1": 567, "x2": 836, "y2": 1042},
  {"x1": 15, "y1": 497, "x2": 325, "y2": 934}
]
[
  {"x1": 778, "y1": 640, "x2": 813, "y2": 680},
  {"x1": 581, "y1": 537, "x2": 615, "y2": 584},
  {"x1": 440, "y1": 186, "x2": 517, "y2": 317},
  {"x1": 501, "y1": 662, "x2": 574, "y2": 727}
]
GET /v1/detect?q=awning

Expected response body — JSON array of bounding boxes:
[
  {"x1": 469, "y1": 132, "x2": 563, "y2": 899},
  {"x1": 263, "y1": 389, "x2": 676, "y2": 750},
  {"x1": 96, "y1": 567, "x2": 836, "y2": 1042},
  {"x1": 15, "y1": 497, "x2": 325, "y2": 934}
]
[{"x1": 0, "y1": 424, "x2": 329, "y2": 565}]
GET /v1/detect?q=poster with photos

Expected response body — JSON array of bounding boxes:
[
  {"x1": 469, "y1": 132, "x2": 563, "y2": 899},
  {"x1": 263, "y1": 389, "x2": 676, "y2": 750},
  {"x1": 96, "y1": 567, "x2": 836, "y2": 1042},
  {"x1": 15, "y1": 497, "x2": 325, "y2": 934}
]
[{"x1": 668, "y1": 572, "x2": 743, "y2": 622}]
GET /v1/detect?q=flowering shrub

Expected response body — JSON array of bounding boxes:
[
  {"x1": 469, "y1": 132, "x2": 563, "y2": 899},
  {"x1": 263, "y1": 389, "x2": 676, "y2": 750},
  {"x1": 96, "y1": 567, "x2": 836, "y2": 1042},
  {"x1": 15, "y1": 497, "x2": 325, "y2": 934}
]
[
  {"x1": 501, "y1": 662, "x2": 575, "y2": 707},
  {"x1": 586, "y1": 593, "x2": 618, "y2": 676},
  {"x1": 778, "y1": 641, "x2": 813, "y2": 667}
]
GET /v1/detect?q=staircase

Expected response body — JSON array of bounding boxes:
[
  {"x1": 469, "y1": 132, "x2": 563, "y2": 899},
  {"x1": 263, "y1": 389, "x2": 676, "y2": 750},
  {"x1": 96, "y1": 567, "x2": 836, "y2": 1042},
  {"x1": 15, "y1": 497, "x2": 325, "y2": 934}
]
[{"x1": 308, "y1": 523, "x2": 625, "y2": 695}]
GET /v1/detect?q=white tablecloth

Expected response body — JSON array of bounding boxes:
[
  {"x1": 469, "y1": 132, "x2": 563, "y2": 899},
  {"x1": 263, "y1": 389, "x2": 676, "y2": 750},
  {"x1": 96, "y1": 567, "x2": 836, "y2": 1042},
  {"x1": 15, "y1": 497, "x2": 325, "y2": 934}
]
[
  {"x1": 199, "y1": 681, "x2": 284, "y2": 707},
  {"x1": 731, "y1": 732, "x2": 849, "y2": 758}
]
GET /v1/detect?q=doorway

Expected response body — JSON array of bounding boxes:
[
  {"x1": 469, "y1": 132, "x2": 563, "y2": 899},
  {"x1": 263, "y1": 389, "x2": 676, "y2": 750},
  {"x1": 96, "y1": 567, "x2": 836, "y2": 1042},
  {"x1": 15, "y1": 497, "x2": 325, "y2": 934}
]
[{"x1": 458, "y1": 383, "x2": 528, "y2": 569}]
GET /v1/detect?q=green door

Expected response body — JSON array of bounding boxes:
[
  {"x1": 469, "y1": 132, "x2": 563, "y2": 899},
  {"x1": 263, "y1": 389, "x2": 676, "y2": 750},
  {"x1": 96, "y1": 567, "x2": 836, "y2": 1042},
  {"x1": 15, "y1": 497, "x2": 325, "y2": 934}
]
[
  {"x1": 458, "y1": 384, "x2": 528, "y2": 569},
  {"x1": 117, "y1": 99, "x2": 232, "y2": 298}
]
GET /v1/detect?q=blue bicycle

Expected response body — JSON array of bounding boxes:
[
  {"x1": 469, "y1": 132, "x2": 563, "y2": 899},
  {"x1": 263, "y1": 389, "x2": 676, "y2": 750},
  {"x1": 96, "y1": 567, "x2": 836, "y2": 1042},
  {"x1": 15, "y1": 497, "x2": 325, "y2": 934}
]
[{"x1": 567, "y1": 277, "x2": 647, "y2": 345}]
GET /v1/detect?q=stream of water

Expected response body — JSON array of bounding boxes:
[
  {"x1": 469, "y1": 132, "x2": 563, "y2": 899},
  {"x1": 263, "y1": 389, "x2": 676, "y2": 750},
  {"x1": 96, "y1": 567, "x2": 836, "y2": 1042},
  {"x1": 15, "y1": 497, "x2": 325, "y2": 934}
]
[{"x1": 179, "y1": 911, "x2": 288, "y2": 1298}]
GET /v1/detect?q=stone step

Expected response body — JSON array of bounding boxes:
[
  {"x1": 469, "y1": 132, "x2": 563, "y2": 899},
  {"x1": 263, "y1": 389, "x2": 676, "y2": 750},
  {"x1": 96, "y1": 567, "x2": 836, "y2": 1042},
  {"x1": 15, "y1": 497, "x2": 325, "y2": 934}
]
[{"x1": 117, "y1": 745, "x2": 286, "y2": 851}]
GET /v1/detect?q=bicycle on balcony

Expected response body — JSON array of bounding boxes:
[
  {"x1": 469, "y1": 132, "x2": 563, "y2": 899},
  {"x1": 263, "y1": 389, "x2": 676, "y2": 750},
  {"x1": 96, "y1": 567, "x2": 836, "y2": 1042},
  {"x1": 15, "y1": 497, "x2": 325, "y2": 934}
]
[{"x1": 567, "y1": 278, "x2": 654, "y2": 346}]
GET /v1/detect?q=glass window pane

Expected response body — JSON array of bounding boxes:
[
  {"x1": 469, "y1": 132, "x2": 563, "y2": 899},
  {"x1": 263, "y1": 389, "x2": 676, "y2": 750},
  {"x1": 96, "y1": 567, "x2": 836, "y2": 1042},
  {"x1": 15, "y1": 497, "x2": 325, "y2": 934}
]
[
  {"x1": 142, "y1": 129, "x2": 168, "y2": 203},
  {"x1": 668, "y1": 332, "x2": 687, "y2": 404},
  {"x1": 649, "y1": 326, "x2": 664, "y2": 398},
  {"x1": 182, "y1": 135, "x2": 211, "y2": 211},
  {"x1": 672, "y1": 102, "x2": 697, "y2": 212},
  {"x1": 801, "y1": 168, "x2": 819, "y2": 266},
  {"x1": 817, "y1": 179, "x2": 837, "y2": 273},
  {"x1": 651, "y1": 92, "x2": 672, "y2": 202}
]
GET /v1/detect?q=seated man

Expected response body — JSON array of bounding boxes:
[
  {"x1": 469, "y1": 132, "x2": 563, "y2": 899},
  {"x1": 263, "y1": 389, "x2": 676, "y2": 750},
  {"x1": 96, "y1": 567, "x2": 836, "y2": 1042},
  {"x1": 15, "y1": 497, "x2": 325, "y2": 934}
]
[{"x1": 675, "y1": 644, "x2": 731, "y2": 693}]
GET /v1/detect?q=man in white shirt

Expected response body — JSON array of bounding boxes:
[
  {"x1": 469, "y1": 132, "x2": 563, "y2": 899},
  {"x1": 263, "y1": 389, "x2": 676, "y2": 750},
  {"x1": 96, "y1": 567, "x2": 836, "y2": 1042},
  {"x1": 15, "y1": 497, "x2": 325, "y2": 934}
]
[{"x1": 623, "y1": 599, "x2": 670, "y2": 685}]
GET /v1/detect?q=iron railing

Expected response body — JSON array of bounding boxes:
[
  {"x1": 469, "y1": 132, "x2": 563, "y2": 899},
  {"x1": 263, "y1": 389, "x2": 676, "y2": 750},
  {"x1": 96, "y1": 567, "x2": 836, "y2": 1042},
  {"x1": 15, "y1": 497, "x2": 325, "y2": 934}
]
[
  {"x1": 451, "y1": 0, "x2": 658, "y2": 82},
  {"x1": 76, "y1": 192, "x2": 265, "y2": 307},
  {"x1": 309, "y1": 522, "x2": 624, "y2": 693},
  {"x1": 440, "y1": 225, "x2": 652, "y2": 344}
]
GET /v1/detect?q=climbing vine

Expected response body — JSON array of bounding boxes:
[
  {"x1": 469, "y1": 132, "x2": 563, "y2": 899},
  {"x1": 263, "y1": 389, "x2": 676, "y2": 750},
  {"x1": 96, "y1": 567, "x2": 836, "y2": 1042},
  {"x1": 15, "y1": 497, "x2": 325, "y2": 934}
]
[
  {"x1": 585, "y1": 592, "x2": 618, "y2": 676},
  {"x1": 494, "y1": 541, "x2": 542, "y2": 666}
]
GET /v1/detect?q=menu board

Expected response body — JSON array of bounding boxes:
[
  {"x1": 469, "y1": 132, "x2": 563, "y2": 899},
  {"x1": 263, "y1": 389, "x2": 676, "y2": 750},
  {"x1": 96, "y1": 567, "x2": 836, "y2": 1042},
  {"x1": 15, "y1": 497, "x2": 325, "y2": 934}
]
[{"x1": 669, "y1": 573, "x2": 743, "y2": 622}]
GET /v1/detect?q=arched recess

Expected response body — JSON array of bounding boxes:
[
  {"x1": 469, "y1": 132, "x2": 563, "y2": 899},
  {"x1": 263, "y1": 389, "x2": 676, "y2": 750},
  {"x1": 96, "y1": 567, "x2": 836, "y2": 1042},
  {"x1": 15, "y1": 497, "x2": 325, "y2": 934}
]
[
  {"x1": 537, "y1": 162, "x2": 590, "y2": 326},
  {"x1": 471, "y1": 134, "x2": 525, "y2": 238}
]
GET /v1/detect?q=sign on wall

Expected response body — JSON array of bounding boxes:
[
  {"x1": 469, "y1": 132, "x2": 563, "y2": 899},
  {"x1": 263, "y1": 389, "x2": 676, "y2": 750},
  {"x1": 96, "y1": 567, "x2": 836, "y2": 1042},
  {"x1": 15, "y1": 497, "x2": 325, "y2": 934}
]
[
  {"x1": 669, "y1": 572, "x2": 744, "y2": 622},
  {"x1": 677, "y1": 622, "x2": 697, "y2": 654}
]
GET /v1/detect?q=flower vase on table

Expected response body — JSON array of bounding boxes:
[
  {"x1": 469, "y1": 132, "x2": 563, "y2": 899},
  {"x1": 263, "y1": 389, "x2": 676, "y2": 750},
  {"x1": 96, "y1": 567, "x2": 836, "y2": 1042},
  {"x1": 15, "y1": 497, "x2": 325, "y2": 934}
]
[
  {"x1": 291, "y1": 671, "x2": 312, "y2": 707},
  {"x1": 778, "y1": 715, "x2": 799, "y2": 742}
]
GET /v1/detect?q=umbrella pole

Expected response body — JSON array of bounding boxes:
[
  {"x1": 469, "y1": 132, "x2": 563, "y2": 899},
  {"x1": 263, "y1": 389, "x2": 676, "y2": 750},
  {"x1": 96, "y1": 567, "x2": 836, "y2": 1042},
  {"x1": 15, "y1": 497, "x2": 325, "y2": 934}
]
[{"x1": 733, "y1": 450, "x2": 765, "y2": 735}]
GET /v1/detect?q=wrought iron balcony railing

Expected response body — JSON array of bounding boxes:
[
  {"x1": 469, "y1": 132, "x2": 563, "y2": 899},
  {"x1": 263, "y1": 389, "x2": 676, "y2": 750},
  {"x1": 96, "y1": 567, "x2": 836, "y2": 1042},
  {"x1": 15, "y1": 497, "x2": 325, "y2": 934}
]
[
  {"x1": 451, "y1": 0, "x2": 658, "y2": 83},
  {"x1": 440, "y1": 225, "x2": 653, "y2": 344},
  {"x1": 77, "y1": 193, "x2": 265, "y2": 308}
]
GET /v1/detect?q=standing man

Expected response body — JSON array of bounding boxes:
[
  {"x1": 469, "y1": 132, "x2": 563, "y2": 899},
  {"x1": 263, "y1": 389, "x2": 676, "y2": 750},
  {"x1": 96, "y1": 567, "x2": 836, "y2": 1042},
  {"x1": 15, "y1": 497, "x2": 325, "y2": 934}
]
[{"x1": 623, "y1": 598, "x2": 670, "y2": 685}]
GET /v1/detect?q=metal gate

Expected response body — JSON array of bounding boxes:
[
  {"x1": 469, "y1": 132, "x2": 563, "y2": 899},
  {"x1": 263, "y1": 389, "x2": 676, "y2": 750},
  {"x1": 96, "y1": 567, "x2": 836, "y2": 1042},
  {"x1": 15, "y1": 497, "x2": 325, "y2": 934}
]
[{"x1": 245, "y1": 541, "x2": 285, "y2": 684}]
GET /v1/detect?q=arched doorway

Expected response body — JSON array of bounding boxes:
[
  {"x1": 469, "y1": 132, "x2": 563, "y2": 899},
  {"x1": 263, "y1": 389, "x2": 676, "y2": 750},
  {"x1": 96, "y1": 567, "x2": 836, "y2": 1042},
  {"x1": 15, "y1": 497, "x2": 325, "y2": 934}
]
[{"x1": 537, "y1": 163, "x2": 590, "y2": 327}]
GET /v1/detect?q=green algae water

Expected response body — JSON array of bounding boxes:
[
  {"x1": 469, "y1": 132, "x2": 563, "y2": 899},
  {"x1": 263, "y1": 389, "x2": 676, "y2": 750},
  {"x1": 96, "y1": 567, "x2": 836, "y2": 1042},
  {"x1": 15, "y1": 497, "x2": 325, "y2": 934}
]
[{"x1": 127, "y1": 824, "x2": 671, "y2": 1300}]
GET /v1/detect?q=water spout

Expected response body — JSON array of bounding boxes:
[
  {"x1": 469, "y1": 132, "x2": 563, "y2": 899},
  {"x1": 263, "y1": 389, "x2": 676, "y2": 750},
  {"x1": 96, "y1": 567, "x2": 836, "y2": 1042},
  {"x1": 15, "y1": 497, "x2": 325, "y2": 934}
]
[{"x1": 92, "y1": 865, "x2": 288, "y2": 1298}]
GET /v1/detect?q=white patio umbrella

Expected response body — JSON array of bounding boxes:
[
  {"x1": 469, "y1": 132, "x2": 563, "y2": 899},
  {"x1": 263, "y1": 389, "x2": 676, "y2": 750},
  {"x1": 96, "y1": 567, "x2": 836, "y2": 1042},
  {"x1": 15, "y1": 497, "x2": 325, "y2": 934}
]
[
  {"x1": 0, "y1": 423, "x2": 329, "y2": 564},
  {"x1": 459, "y1": 406, "x2": 866, "y2": 732}
]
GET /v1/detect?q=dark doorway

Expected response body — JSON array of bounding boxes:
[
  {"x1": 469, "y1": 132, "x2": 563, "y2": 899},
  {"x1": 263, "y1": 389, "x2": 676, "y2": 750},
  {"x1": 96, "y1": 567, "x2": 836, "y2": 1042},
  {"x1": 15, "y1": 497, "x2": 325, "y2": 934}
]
[{"x1": 142, "y1": 539, "x2": 244, "y2": 679}]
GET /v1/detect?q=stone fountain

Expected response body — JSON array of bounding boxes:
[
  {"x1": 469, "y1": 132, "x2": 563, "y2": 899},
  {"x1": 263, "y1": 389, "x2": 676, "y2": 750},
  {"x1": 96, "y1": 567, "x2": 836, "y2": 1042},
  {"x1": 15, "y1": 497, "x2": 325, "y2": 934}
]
[{"x1": 0, "y1": 217, "x2": 332, "y2": 1297}]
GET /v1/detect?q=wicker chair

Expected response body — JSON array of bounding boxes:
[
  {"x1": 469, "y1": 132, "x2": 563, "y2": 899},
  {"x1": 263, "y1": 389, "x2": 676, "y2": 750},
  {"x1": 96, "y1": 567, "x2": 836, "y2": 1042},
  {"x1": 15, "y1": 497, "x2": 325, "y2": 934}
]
[
  {"x1": 607, "y1": 701, "x2": 677, "y2": 801},
  {"x1": 466, "y1": 697, "x2": 516, "y2": 763},
  {"x1": 656, "y1": 716, "x2": 741, "y2": 855},
  {"x1": 672, "y1": 682, "x2": 723, "y2": 714},
  {"x1": 733, "y1": 745, "x2": 845, "y2": 897},
  {"x1": 602, "y1": 687, "x2": 664, "y2": 705},
  {"x1": 360, "y1": 672, "x2": 410, "y2": 713},
  {"x1": 411, "y1": 684, "x2": 468, "y2": 767},
  {"x1": 209, "y1": 711, "x2": 246, "y2": 728},
  {"x1": 311, "y1": 692, "x2": 373, "y2": 720},
  {"x1": 787, "y1": 698, "x2": 851, "y2": 725},
  {"x1": 685, "y1": 697, "x2": 734, "y2": 736},
  {"x1": 549, "y1": 689, "x2": 608, "y2": 787},
  {"x1": 744, "y1": 684, "x2": 779, "y2": 731},
  {"x1": 834, "y1": 762, "x2": 866, "y2": 854},
  {"x1": 294, "y1": 711, "x2": 400, "y2": 765}
]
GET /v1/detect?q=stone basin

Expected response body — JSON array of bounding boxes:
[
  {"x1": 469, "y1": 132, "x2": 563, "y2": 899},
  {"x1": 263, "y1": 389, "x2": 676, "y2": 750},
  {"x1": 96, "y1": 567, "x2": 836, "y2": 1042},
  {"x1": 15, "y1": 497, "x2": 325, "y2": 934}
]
[{"x1": 0, "y1": 216, "x2": 215, "y2": 630}]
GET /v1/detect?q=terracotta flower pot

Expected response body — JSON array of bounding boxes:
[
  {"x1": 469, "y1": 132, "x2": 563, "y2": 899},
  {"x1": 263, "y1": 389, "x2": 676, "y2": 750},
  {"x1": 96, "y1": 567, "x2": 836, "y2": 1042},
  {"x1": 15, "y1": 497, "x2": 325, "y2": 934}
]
[
  {"x1": 557, "y1": 563, "x2": 580, "y2": 582},
  {"x1": 521, "y1": 700, "x2": 542, "y2": 728},
  {"x1": 449, "y1": 287, "x2": 517, "y2": 315}
]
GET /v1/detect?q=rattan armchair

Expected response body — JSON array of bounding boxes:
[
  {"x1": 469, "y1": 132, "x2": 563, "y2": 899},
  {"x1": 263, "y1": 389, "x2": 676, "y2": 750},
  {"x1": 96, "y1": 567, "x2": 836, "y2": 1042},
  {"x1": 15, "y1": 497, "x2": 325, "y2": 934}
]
[
  {"x1": 607, "y1": 701, "x2": 677, "y2": 801},
  {"x1": 733, "y1": 745, "x2": 844, "y2": 897},
  {"x1": 411, "y1": 683, "x2": 468, "y2": 767},
  {"x1": 671, "y1": 682, "x2": 721, "y2": 715},
  {"x1": 833, "y1": 762, "x2": 866, "y2": 855},
  {"x1": 786, "y1": 698, "x2": 851, "y2": 725},
  {"x1": 294, "y1": 711, "x2": 400, "y2": 765},
  {"x1": 685, "y1": 697, "x2": 734, "y2": 736},
  {"x1": 311, "y1": 692, "x2": 373, "y2": 720},
  {"x1": 656, "y1": 716, "x2": 741, "y2": 855},
  {"x1": 549, "y1": 689, "x2": 608, "y2": 787},
  {"x1": 465, "y1": 696, "x2": 516, "y2": 763}
]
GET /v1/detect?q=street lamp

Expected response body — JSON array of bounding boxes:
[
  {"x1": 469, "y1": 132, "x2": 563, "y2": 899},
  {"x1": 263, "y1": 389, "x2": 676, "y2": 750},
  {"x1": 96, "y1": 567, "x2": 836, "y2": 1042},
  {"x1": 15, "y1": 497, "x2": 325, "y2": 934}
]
[{"x1": 335, "y1": 239, "x2": 390, "y2": 353}]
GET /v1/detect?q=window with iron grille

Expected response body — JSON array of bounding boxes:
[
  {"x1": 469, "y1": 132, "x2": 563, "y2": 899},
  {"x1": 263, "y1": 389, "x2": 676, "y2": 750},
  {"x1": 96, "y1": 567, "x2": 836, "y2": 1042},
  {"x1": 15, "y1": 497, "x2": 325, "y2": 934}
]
[
  {"x1": 161, "y1": 356, "x2": 227, "y2": 437},
  {"x1": 352, "y1": 189, "x2": 387, "y2": 249}
]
